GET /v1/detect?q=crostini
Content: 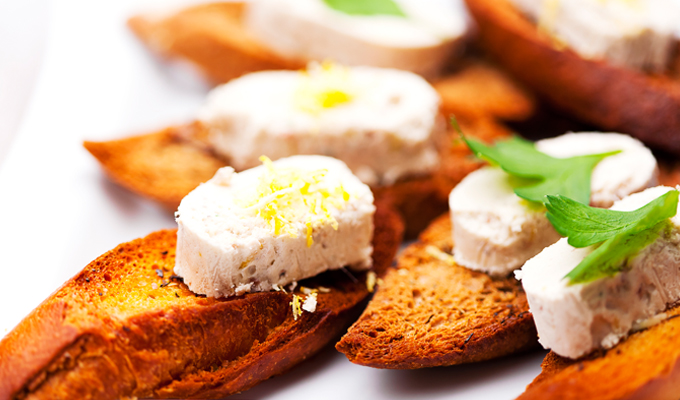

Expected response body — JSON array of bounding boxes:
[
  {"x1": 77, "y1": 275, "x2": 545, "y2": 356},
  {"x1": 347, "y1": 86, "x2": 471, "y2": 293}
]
[
  {"x1": 0, "y1": 156, "x2": 404, "y2": 399},
  {"x1": 464, "y1": 0, "x2": 680, "y2": 154},
  {"x1": 337, "y1": 131, "x2": 661, "y2": 368}
]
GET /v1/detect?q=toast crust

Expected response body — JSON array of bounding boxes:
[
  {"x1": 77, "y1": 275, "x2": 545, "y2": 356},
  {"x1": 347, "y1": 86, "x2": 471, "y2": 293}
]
[
  {"x1": 0, "y1": 205, "x2": 403, "y2": 400},
  {"x1": 518, "y1": 306, "x2": 680, "y2": 400},
  {"x1": 83, "y1": 123, "x2": 227, "y2": 211},
  {"x1": 128, "y1": 3, "x2": 305, "y2": 84},
  {"x1": 335, "y1": 214, "x2": 538, "y2": 369},
  {"x1": 464, "y1": 0, "x2": 680, "y2": 154}
]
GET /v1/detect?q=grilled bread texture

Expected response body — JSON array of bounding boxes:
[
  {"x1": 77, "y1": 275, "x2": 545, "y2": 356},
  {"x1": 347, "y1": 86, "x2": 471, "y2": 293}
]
[
  {"x1": 0, "y1": 205, "x2": 403, "y2": 400},
  {"x1": 518, "y1": 306, "x2": 680, "y2": 400},
  {"x1": 336, "y1": 214, "x2": 538, "y2": 369},
  {"x1": 128, "y1": 2, "x2": 304, "y2": 84},
  {"x1": 464, "y1": 0, "x2": 680, "y2": 154}
]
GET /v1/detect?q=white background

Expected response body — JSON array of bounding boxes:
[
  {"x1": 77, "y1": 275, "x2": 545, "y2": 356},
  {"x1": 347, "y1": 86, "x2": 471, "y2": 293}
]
[{"x1": 0, "y1": 0, "x2": 546, "y2": 398}]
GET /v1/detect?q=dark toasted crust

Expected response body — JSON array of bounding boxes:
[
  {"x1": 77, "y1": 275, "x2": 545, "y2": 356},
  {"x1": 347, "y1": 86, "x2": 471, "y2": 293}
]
[
  {"x1": 464, "y1": 0, "x2": 680, "y2": 154},
  {"x1": 84, "y1": 117, "x2": 511, "y2": 238},
  {"x1": 515, "y1": 168, "x2": 680, "y2": 400},
  {"x1": 84, "y1": 123, "x2": 226, "y2": 212},
  {"x1": 336, "y1": 214, "x2": 538, "y2": 369},
  {"x1": 518, "y1": 306, "x2": 680, "y2": 400},
  {"x1": 0, "y1": 205, "x2": 403, "y2": 400},
  {"x1": 127, "y1": 2, "x2": 304, "y2": 84}
]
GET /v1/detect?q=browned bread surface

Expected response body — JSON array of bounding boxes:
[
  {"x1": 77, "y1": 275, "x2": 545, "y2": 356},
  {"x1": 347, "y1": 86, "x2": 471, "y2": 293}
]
[
  {"x1": 85, "y1": 116, "x2": 510, "y2": 237},
  {"x1": 464, "y1": 0, "x2": 680, "y2": 154},
  {"x1": 335, "y1": 214, "x2": 538, "y2": 369},
  {"x1": 0, "y1": 206, "x2": 404, "y2": 400},
  {"x1": 433, "y1": 60, "x2": 535, "y2": 121},
  {"x1": 128, "y1": 2, "x2": 304, "y2": 84},
  {"x1": 518, "y1": 306, "x2": 680, "y2": 400},
  {"x1": 83, "y1": 123, "x2": 226, "y2": 212}
]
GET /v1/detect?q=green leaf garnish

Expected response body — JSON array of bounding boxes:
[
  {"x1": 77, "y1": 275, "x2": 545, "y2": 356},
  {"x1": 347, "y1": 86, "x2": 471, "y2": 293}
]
[
  {"x1": 322, "y1": 0, "x2": 406, "y2": 17},
  {"x1": 545, "y1": 190, "x2": 679, "y2": 284},
  {"x1": 463, "y1": 135, "x2": 620, "y2": 205}
]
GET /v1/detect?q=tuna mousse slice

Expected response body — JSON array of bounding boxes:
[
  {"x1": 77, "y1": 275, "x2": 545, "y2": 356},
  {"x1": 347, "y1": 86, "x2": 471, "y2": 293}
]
[
  {"x1": 175, "y1": 154, "x2": 376, "y2": 297},
  {"x1": 518, "y1": 186, "x2": 680, "y2": 359}
]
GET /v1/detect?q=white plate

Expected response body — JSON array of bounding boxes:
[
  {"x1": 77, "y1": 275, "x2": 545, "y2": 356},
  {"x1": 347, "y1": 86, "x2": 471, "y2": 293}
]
[{"x1": 0, "y1": 0, "x2": 546, "y2": 398}]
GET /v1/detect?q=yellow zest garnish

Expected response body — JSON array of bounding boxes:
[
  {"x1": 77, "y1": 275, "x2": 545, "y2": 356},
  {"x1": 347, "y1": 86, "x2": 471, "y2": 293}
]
[
  {"x1": 425, "y1": 245, "x2": 456, "y2": 266},
  {"x1": 237, "y1": 156, "x2": 351, "y2": 246},
  {"x1": 294, "y1": 61, "x2": 354, "y2": 115},
  {"x1": 290, "y1": 294, "x2": 303, "y2": 321},
  {"x1": 366, "y1": 271, "x2": 378, "y2": 293}
]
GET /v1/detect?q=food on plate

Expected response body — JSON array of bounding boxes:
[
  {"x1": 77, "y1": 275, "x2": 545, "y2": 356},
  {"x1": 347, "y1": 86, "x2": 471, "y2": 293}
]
[
  {"x1": 509, "y1": 0, "x2": 678, "y2": 72},
  {"x1": 450, "y1": 132, "x2": 658, "y2": 276},
  {"x1": 517, "y1": 187, "x2": 680, "y2": 400},
  {"x1": 337, "y1": 131, "x2": 659, "y2": 368},
  {"x1": 85, "y1": 62, "x2": 519, "y2": 237},
  {"x1": 518, "y1": 186, "x2": 680, "y2": 359},
  {"x1": 128, "y1": 0, "x2": 469, "y2": 82},
  {"x1": 336, "y1": 213, "x2": 538, "y2": 368},
  {"x1": 464, "y1": 0, "x2": 680, "y2": 154},
  {"x1": 176, "y1": 155, "x2": 375, "y2": 297},
  {"x1": 518, "y1": 313, "x2": 680, "y2": 400},
  {"x1": 198, "y1": 62, "x2": 443, "y2": 186},
  {"x1": 245, "y1": 0, "x2": 468, "y2": 78},
  {"x1": 0, "y1": 158, "x2": 404, "y2": 399}
]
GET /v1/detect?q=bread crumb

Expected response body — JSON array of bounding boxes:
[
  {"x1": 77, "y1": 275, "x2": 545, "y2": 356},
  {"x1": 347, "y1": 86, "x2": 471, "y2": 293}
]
[
  {"x1": 302, "y1": 292, "x2": 318, "y2": 313},
  {"x1": 300, "y1": 286, "x2": 317, "y2": 295},
  {"x1": 398, "y1": 269, "x2": 409, "y2": 276}
]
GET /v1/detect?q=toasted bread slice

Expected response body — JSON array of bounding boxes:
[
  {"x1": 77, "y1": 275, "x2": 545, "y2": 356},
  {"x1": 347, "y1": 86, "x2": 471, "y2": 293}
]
[
  {"x1": 129, "y1": 2, "x2": 536, "y2": 122},
  {"x1": 335, "y1": 214, "x2": 538, "y2": 369},
  {"x1": 128, "y1": 3, "x2": 304, "y2": 84},
  {"x1": 83, "y1": 123, "x2": 226, "y2": 212},
  {"x1": 84, "y1": 117, "x2": 511, "y2": 238},
  {"x1": 518, "y1": 306, "x2": 680, "y2": 400},
  {"x1": 463, "y1": 0, "x2": 680, "y2": 154},
  {"x1": 433, "y1": 60, "x2": 535, "y2": 122},
  {"x1": 0, "y1": 205, "x2": 403, "y2": 400}
]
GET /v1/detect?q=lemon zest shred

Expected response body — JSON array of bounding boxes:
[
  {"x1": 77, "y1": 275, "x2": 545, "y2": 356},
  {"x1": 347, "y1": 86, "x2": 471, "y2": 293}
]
[
  {"x1": 425, "y1": 245, "x2": 456, "y2": 266},
  {"x1": 294, "y1": 61, "x2": 354, "y2": 115},
  {"x1": 290, "y1": 294, "x2": 303, "y2": 321},
  {"x1": 237, "y1": 156, "x2": 351, "y2": 246},
  {"x1": 366, "y1": 271, "x2": 378, "y2": 293}
]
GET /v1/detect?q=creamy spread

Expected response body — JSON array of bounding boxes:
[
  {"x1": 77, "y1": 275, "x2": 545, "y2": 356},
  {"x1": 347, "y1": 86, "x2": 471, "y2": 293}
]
[
  {"x1": 244, "y1": 0, "x2": 469, "y2": 78},
  {"x1": 519, "y1": 186, "x2": 680, "y2": 359},
  {"x1": 198, "y1": 63, "x2": 443, "y2": 186},
  {"x1": 449, "y1": 132, "x2": 657, "y2": 276},
  {"x1": 174, "y1": 155, "x2": 375, "y2": 298},
  {"x1": 509, "y1": 0, "x2": 680, "y2": 71}
]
